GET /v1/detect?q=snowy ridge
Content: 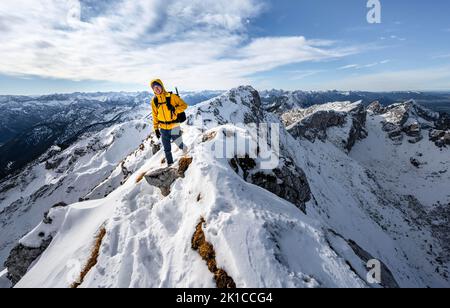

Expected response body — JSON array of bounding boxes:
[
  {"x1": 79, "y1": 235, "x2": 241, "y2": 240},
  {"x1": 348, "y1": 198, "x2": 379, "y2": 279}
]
[
  {"x1": 282, "y1": 101, "x2": 363, "y2": 127},
  {"x1": 9, "y1": 87, "x2": 367, "y2": 288},
  {"x1": 15, "y1": 113, "x2": 368, "y2": 288},
  {"x1": 379, "y1": 100, "x2": 439, "y2": 131},
  {"x1": 1, "y1": 86, "x2": 449, "y2": 288}
]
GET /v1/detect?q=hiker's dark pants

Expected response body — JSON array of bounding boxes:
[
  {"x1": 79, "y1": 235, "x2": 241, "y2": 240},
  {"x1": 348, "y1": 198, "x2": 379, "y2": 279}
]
[{"x1": 160, "y1": 126, "x2": 185, "y2": 165}]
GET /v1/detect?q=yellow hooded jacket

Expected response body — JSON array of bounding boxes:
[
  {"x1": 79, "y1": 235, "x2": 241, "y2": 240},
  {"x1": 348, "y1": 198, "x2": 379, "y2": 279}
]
[{"x1": 150, "y1": 79, "x2": 188, "y2": 131}]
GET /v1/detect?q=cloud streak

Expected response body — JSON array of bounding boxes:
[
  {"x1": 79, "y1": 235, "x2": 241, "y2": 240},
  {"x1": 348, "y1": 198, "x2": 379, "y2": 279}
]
[
  {"x1": 0, "y1": 0, "x2": 362, "y2": 90},
  {"x1": 338, "y1": 60, "x2": 390, "y2": 70}
]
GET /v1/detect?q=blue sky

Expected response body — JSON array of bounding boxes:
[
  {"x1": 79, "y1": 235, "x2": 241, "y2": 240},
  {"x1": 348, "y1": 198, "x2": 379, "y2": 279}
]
[{"x1": 0, "y1": 0, "x2": 449, "y2": 95}]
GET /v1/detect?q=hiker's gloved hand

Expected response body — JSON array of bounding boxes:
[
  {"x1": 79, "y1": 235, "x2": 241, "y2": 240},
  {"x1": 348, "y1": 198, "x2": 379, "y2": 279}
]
[{"x1": 155, "y1": 130, "x2": 161, "y2": 139}]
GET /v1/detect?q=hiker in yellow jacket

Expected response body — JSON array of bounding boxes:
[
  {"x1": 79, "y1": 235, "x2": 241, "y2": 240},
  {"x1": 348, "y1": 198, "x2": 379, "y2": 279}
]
[{"x1": 151, "y1": 79, "x2": 188, "y2": 166}]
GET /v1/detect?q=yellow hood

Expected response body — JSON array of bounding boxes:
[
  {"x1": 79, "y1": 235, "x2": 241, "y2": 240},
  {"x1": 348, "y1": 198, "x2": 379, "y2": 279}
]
[{"x1": 150, "y1": 79, "x2": 167, "y2": 95}]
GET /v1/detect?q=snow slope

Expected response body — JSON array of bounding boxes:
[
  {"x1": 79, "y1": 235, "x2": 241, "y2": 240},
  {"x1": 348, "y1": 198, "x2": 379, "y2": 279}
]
[
  {"x1": 352, "y1": 111, "x2": 449, "y2": 207},
  {"x1": 0, "y1": 105, "x2": 152, "y2": 268},
  {"x1": 282, "y1": 102, "x2": 449, "y2": 287},
  {"x1": 0, "y1": 269, "x2": 10, "y2": 288}
]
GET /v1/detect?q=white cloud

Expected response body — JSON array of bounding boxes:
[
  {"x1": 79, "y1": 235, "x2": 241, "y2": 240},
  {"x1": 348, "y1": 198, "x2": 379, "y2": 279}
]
[
  {"x1": 0, "y1": 0, "x2": 361, "y2": 90},
  {"x1": 338, "y1": 64, "x2": 359, "y2": 70},
  {"x1": 338, "y1": 60, "x2": 390, "y2": 70}
]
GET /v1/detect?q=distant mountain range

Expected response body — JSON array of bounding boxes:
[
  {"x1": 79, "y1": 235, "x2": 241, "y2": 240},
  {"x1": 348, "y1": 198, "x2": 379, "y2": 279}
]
[
  {"x1": 1, "y1": 90, "x2": 449, "y2": 182},
  {"x1": 0, "y1": 91, "x2": 222, "y2": 181},
  {"x1": 259, "y1": 90, "x2": 450, "y2": 114}
]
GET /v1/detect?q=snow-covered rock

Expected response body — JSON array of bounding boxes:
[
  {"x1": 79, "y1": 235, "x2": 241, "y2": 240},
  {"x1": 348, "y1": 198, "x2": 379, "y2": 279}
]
[
  {"x1": 367, "y1": 101, "x2": 385, "y2": 114},
  {"x1": 4, "y1": 202, "x2": 71, "y2": 285},
  {"x1": 371, "y1": 100, "x2": 448, "y2": 147},
  {"x1": 229, "y1": 154, "x2": 311, "y2": 213},
  {"x1": 283, "y1": 101, "x2": 367, "y2": 152},
  {"x1": 144, "y1": 157, "x2": 192, "y2": 197}
]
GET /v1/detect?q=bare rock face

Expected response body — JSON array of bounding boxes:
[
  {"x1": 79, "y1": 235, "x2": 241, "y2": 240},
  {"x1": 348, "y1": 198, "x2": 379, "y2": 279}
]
[
  {"x1": 288, "y1": 110, "x2": 347, "y2": 142},
  {"x1": 410, "y1": 157, "x2": 422, "y2": 168},
  {"x1": 150, "y1": 139, "x2": 161, "y2": 155},
  {"x1": 44, "y1": 156, "x2": 65, "y2": 170},
  {"x1": 430, "y1": 129, "x2": 450, "y2": 147},
  {"x1": 4, "y1": 238, "x2": 52, "y2": 285},
  {"x1": 430, "y1": 129, "x2": 446, "y2": 142},
  {"x1": 445, "y1": 132, "x2": 450, "y2": 145},
  {"x1": 4, "y1": 202, "x2": 68, "y2": 285},
  {"x1": 144, "y1": 157, "x2": 193, "y2": 196},
  {"x1": 346, "y1": 104, "x2": 368, "y2": 152},
  {"x1": 145, "y1": 168, "x2": 180, "y2": 196},
  {"x1": 229, "y1": 155, "x2": 311, "y2": 213},
  {"x1": 436, "y1": 113, "x2": 450, "y2": 131},
  {"x1": 374, "y1": 100, "x2": 449, "y2": 147},
  {"x1": 367, "y1": 101, "x2": 386, "y2": 114},
  {"x1": 286, "y1": 102, "x2": 367, "y2": 152}
]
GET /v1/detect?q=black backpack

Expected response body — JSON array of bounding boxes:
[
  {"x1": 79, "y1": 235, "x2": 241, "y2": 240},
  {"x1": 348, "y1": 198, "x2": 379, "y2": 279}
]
[{"x1": 153, "y1": 92, "x2": 187, "y2": 124}]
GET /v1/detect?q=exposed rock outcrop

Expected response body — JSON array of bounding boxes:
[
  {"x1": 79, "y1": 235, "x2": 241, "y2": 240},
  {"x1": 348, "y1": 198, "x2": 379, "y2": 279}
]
[
  {"x1": 429, "y1": 130, "x2": 450, "y2": 147},
  {"x1": 229, "y1": 155, "x2": 311, "y2": 213},
  {"x1": 4, "y1": 238, "x2": 53, "y2": 285},
  {"x1": 284, "y1": 102, "x2": 367, "y2": 152},
  {"x1": 150, "y1": 138, "x2": 161, "y2": 155},
  {"x1": 367, "y1": 101, "x2": 386, "y2": 114},
  {"x1": 144, "y1": 157, "x2": 193, "y2": 196},
  {"x1": 372, "y1": 100, "x2": 449, "y2": 147},
  {"x1": 287, "y1": 110, "x2": 347, "y2": 142},
  {"x1": 346, "y1": 104, "x2": 368, "y2": 151},
  {"x1": 3, "y1": 202, "x2": 68, "y2": 285}
]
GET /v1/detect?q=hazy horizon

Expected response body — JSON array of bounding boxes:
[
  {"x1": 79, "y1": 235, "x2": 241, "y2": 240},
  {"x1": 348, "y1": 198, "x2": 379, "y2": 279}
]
[{"x1": 2, "y1": 87, "x2": 450, "y2": 98}]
